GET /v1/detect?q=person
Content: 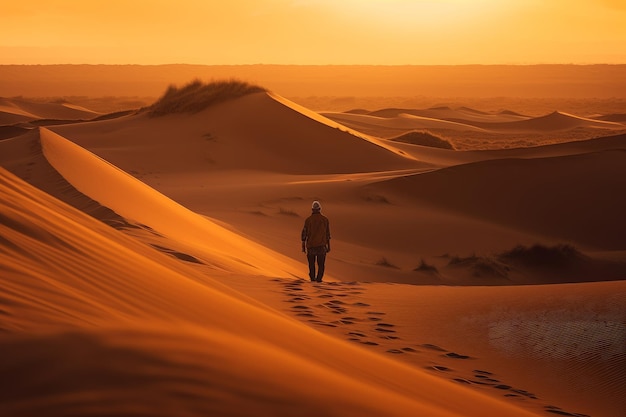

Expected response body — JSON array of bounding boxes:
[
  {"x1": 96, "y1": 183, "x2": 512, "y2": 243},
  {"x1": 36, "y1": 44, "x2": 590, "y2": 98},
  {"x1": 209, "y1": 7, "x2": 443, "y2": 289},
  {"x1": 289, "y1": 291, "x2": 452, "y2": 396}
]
[{"x1": 301, "y1": 200, "x2": 331, "y2": 282}]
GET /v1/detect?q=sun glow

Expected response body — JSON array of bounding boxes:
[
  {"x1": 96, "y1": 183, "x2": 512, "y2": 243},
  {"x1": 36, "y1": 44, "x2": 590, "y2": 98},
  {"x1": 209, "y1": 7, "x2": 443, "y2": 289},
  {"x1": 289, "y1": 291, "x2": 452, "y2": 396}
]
[
  {"x1": 315, "y1": 0, "x2": 513, "y2": 31},
  {"x1": 0, "y1": 0, "x2": 625, "y2": 64}
]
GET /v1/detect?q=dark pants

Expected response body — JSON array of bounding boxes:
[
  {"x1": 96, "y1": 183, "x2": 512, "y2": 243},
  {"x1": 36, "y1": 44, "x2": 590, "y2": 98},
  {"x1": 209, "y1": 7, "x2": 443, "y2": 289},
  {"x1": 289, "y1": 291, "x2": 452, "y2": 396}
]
[{"x1": 306, "y1": 246, "x2": 327, "y2": 282}]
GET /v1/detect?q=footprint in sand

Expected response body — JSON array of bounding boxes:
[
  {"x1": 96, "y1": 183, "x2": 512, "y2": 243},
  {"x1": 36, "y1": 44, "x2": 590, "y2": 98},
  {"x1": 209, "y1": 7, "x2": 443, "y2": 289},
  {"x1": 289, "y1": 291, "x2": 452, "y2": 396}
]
[
  {"x1": 353, "y1": 302, "x2": 371, "y2": 307},
  {"x1": 453, "y1": 378, "x2": 473, "y2": 384},
  {"x1": 472, "y1": 375, "x2": 500, "y2": 384},
  {"x1": 511, "y1": 389, "x2": 537, "y2": 400},
  {"x1": 544, "y1": 406, "x2": 589, "y2": 417},
  {"x1": 428, "y1": 365, "x2": 451, "y2": 372},
  {"x1": 474, "y1": 369, "x2": 493, "y2": 376},
  {"x1": 375, "y1": 323, "x2": 396, "y2": 333},
  {"x1": 286, "y1": 296, "x2": 310, "y2": 303},
  {"x1": 421, "y1": 343, "x2": 447, "y2": 352},
  {"x1": 308, "y1": 319, "x2": 337, "y2": 328},
  {"x1": 444, "y1": 352, "x2": 471, "y2": 359},
  {"x1": 321, "y1": 303, "x2": 348, "y2": 314},
  {"x1": 387, "y1": 349, "x2": 405, "y2": 354}
]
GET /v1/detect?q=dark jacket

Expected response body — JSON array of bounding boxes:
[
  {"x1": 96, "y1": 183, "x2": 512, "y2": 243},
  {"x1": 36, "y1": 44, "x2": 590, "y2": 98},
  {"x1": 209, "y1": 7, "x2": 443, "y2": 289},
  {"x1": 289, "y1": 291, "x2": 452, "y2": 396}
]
[{"x1": 301, "y1": 211, "x2": 331, "y2": 249}]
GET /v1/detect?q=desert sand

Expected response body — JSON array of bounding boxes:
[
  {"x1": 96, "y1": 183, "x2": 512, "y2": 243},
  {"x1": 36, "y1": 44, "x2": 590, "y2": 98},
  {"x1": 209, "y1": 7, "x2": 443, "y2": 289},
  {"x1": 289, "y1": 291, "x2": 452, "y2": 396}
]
[{"x1": 1, "y1": 80, "x2": 625, "y2": 417}]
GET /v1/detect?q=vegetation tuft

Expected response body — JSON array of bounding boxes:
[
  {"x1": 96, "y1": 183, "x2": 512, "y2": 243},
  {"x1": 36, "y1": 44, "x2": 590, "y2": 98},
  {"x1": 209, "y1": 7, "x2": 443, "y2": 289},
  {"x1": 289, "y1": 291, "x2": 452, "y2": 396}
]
[
  {"x1": 390, "y1": 130, "x2": 455, "y2": 149},
  {"x1": 498, "y1": 243, "x2": 584, "y2": 269},
  {"x1": 376, "y1": 257, "x2": 400, "y2": 269},
  {"x1": 448, "y1": 254, "x2": 510, "y2": 279},
  {"x1": 147, "y1": 79, "x2": 266, "y2": 116},
  {"x1": 414, "y1": 258, "x2": 439, "y2": 274}
]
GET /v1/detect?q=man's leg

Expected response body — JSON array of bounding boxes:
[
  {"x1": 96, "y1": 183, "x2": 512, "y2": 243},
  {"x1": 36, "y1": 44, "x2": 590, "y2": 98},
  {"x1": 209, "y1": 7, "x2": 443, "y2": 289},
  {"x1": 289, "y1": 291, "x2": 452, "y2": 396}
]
[
  {"x1": 307, "y1": 252, "x2": 316, "y2": 281},
  {"x1": 316, "y1": 252, "x2": 326, "y2": 282}
]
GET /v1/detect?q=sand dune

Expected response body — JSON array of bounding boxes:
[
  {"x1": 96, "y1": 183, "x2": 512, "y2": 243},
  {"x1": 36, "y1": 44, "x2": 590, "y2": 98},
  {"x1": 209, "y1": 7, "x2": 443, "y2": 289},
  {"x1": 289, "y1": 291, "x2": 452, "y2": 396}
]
[
  {"x1": 51, "y1": 92, "x2": 417, "y2": 175},
  {"x1": 321, "y1": 111, "x2": 486, "y2": 137},
  {"x1": 455, "y1": 111, "x2": 624, "y2": 133},
  {"x1": 0, "y1": 97, "x2": 99, "y2": 125},
  {"x1": 323, "y1": 107, "x2": 626, "y2": 150},
  {"x1": 40, "y1": 127, "x2": 306, "y2": 278},
  {"x1": 0, "y1": 165, "x2": 548, "y2": 417},
  {"x1": 362, "y1": 106, "x2": 529, "y2": 123},
  {"x1": 367, "y1": 150, "x2": 626, "y2": 252},
  {"x1": 2, "y1": 80, "x2": 625, "y2": 417},
  {"x1": 387, "y1": 132, "x2": 626, "y2": 169}
]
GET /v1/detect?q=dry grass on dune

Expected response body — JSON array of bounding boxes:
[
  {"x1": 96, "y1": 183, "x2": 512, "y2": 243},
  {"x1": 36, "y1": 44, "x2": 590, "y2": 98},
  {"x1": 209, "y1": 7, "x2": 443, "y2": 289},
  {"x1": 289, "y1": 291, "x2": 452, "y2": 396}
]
[
  {"x1": 389, "y1": 130, "x2": 455, "y2": 149},
  {"x1": 439, "y1": 242, "x2": 626, "y2": 284},
  {"x1": 498, "y1": 243, "x2": 585, "y2": 269},
  {"x1": 147, "y1": 79, "x2": 266, "y2": 116}
]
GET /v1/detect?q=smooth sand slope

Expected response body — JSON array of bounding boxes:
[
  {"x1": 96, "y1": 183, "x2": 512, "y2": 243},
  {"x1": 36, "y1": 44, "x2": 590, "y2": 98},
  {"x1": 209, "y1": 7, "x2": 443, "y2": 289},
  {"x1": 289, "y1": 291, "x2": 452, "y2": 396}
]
[
  {"x1": 0, "y1": 164, "x2": 544, "y2": 417},
  {"x1": 1, "y1": 86, "x2": 625, "y2": 417},
  {"x1": 368, "y1": 150, "x2": 626, "y2": 251},
  {"x1": 0, "y1": 97, "x2": 99, "y2": 125}
]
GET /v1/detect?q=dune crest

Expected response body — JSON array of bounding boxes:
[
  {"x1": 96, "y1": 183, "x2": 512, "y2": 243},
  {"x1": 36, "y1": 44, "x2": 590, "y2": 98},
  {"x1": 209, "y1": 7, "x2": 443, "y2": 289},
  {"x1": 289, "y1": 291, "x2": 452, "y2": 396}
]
[
  {"x1": 0, "y1": 97, "x2": 99, "y2": 125},
  {"x1": 269, "y1": 92, "x2": 417, "y2": 160},
  {"x1": 39, "y1": 128, "x2": 303, "y2": 277}
]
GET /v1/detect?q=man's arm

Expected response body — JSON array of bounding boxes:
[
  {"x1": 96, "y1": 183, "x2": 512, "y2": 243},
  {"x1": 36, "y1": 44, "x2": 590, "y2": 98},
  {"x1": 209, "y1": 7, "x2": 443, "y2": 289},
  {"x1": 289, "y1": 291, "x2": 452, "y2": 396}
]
[
  {"x1": 301, "y1": 221, "x2": 308, "y2": 253},
  {"x1": 326, "y1": 220, "x2": 331, "y2": 252}
]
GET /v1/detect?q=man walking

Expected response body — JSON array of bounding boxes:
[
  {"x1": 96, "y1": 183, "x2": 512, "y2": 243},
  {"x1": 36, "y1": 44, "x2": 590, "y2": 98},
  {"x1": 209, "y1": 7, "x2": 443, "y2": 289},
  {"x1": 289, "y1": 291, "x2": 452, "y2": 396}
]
[{"x1": 301, "y1": 201, "x2": 331, "y2": 282}]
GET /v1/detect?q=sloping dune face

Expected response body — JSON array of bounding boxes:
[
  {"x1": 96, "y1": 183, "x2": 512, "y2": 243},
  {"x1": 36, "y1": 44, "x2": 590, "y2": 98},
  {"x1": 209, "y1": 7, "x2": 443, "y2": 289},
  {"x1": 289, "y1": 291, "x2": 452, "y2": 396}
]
[
  {"x1": 370, "y1": 150, "x2": 626, "y2": 251},
  {"x1": 0, "y1": 167, "x2": 540, "y2": 417},
  {"x1": 51, "y1": 92, "x2": 417, "y2": 175},
  {"x1": 39, "y1": 128, "x2": 303, "y2": 277},
  {"x1": 0, "y1": 97, "x2": 99, "y2": 125}
]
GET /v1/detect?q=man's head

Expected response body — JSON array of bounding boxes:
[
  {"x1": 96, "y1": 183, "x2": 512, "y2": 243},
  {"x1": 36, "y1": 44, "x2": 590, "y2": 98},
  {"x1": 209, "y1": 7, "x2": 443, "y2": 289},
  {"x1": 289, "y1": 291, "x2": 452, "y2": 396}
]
[{"x1": 312, "y1": 200, "x2": 321, "y2": 212}]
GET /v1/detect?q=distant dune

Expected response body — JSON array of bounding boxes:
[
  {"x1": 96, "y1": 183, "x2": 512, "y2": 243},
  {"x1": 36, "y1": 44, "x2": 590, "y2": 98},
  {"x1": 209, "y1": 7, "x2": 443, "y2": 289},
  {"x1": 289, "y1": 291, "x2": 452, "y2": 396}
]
[
  {"x1": 368, "y1": 150, "x2": 626, "y2": 251},
  {"x1": 453, "y1": 110, "x2": 624, "y2": 132},
  {"x1": 0, "y1": 96, "x2": 99, "y2": 125},
  {"x1": 2, "y1": 64, "x2": 626, "y2": 99},
  {"x1": 323, "y1": 105, "x2": 626, "y2": 150}
]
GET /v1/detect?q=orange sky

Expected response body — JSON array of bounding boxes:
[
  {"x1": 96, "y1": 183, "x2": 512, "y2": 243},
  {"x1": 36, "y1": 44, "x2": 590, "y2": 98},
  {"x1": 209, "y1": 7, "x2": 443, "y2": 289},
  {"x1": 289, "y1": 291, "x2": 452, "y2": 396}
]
[{"x1": 1, "y1": 0, "x2": 625, "y2": 65}]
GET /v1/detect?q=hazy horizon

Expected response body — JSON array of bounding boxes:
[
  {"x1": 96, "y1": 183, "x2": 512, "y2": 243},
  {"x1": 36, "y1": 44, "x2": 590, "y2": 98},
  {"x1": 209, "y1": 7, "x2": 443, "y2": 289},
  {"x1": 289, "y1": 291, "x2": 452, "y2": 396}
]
[{"x1": 2, "y1": 1, "x2": 625, "y2": 65}]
